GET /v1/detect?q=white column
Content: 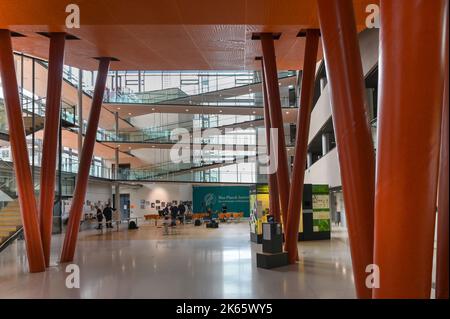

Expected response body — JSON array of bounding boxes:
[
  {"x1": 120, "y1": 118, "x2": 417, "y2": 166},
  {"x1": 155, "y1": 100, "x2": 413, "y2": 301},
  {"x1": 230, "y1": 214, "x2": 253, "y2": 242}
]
[
  {"x1": 307, "y1": 152, "x2": 313, "y2": 168},
  {"x1": 322, "y1": 132, "x2": 330, "y2": 156},
  {"x1": 114, "y1": 112, "x2": 120, "y2": 217},
  {"x1": 320, "y1": 77, "x2": 327, "y2": 93}
]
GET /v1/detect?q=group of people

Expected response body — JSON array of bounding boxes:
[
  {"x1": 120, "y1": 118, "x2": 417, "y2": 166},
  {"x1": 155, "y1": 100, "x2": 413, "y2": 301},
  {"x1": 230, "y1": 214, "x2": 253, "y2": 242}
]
[
  {"x1": 160, "y1": 202, "x2": 188, "y2": 225},
  {"x1": 95, "y1": 203, "x2": 116, "y2": 230}
]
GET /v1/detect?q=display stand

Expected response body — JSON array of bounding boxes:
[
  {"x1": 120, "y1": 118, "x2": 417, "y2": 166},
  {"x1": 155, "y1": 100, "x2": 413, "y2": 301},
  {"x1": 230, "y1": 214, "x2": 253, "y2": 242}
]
[
  {"x1": 256, "y1": 222, "x2": 288, "y2": 269},
  {"x1": 249, "y1": 184, "x2": 269, "y2": 244}
]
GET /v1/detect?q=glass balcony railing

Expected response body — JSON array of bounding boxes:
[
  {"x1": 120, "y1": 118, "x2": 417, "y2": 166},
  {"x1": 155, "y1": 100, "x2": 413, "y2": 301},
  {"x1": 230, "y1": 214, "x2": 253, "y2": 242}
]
[
  {"x1": 123, "y1": 152, "x2": 257, "y2": 179},
  {"x1": 102, "y1": 71, "x2": 296, "y2": 106},
  {"x1": 60, "y1": 157, "x2": 112, "y2": 180},
  {"x1": 117, "y1": 165, "x2": 259, "y2": 184},
  {"x1": 97, "y1": 115, "x2": 263, "y2": 144}
]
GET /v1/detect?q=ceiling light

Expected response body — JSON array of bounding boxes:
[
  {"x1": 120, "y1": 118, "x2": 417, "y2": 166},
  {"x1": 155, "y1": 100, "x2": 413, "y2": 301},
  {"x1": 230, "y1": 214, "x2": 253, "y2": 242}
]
[
  {"x1": 128, "y1": 112, "x2": 132, "y2": 115},
  {"x1": 219, "y1": 110, "x2": 222, "y2": 113},
  {"x1": 185, "y1": 109, "x2": 189, "y2": 112},
  {"x1": 151, "y1": 108, "x2": 155, "y2": 111},
  {"x1": 117, "y1": 107, "x2": 121, "y2": 110},
  {"x1": 252, "y1": 111, "x2": 256, "y2": 114}
]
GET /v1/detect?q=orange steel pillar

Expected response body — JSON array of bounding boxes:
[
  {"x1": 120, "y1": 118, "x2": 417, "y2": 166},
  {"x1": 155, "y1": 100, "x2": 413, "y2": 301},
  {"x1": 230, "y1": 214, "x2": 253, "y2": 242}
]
[
  {"x1": 260, "y1": 59, "x2": 281, "y2": 223},
  {"x1": 284, "y1": 30, "x2": 320, "y2": 264},
  {"x1": 373, "y1": 0, "x2": 446, "y2": 298},
  {"x1": 317, "y1": 0, "x2": 375, "y2": 298},
  {"x1": 260, "y1": 34, "x2": 291, "y2": 229},
  {"x1": 0, "y1": 30, "x2": 45, "y2": 273},
  {"x1": 436, "y1": 2, "x2": 449, "y2": 299},
  {"x1": 61, "y1": 58, "x2": 111, "y2": 263},
  {"x1": 39, "y1": 33, "x2": 66, "y2": 267}
]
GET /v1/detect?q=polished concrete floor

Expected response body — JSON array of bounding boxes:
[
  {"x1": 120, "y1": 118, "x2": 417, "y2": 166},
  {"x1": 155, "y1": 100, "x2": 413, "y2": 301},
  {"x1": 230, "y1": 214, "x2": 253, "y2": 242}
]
[{"x1": 0, "y1": 221, "x2": 357, "y2": 298}]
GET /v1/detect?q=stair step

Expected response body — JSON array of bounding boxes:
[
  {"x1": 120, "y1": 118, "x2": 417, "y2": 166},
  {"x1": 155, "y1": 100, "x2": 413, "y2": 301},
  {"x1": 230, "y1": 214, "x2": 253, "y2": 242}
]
[
  {"x1": 0, "y1": 220, "x2": 22, "y2": 226},
  {"x1": 0, "y1": 231, "x2": 14, "y2": 237},
  {"x1": 0, "y1": 211, "x2": 21, "y2": 215},
  {"x1": 0, "y1": 226, "x2": 19, "y2": 232},
  {"x1": 0, "y1": 216, "x2": 21, "y2": 220}
]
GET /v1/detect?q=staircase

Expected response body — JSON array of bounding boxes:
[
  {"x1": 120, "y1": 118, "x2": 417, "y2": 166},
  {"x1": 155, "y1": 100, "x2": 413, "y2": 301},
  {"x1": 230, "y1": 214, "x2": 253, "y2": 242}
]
[
  {"x1": 0, "y1": 200, "x2": 22, "y2": 248},
  {"x1": 23, "y1": 116, "x2": 45, "y2": 135}
]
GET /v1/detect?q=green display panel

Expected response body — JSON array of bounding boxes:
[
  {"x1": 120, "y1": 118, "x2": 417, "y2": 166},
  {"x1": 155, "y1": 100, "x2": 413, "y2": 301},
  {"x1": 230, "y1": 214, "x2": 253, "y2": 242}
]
[
  {"x1": 193, "y1": 186, "x2": 250, "y2": 217},
  {"x1": 249, "y1": 184, "x2": 270, "y2": 243},
  {"x1": 312, "y1": 184, "x2": 331, "y2": 232}
]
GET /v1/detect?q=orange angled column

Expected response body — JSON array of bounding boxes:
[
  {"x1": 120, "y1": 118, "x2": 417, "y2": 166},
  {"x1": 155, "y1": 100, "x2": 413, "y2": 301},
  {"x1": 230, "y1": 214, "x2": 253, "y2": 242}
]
[
  {"x1": 436, "y1": 2, "x2": 449, "y2": 299},
  {"x1": 260, "y1": 34, "x2": 291, "y2": 229},
  {"x1": 61, "y1": 58, "x2": 111, "y2": 263},
  {"x1": 0, "y1": 29, "x2": 46, "y2": 273},
  {"x1": 373, "y1": 0, "x2": 446, "y2": 298},
  {"x1": 317, "y1": 0, "x2": 375, "y2": 298},
  {"x1": 39, "y1": 32, "x2": 66, "y2": 267},
  {"x1": 284, "y1": 29, "x2": 320, "y2": 264},
  {"x1": 260, "y1": 59, "x2": 281, "y2": 223}
]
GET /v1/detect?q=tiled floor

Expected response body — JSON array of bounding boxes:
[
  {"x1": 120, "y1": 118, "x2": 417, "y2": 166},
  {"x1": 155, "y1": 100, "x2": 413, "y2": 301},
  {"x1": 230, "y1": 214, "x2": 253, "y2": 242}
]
[{"x1": 0, "y1": 222, "x2": 356, "y2": 298}]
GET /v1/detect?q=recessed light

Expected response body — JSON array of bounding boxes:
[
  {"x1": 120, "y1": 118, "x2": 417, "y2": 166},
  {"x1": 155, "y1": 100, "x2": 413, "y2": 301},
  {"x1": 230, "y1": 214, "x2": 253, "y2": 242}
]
[
  {"x1": 219, "y1": 110, "x2": 222, "y2": 113},
  {"x1": 185, "y1": 109, "x2": 189, "y2": 112},
  {"x1": 252, "y1": 111, "x2": 256, "y2": 114},
  {"x1": 151, "y1": 108, "x2": 155, "y2": 111}
]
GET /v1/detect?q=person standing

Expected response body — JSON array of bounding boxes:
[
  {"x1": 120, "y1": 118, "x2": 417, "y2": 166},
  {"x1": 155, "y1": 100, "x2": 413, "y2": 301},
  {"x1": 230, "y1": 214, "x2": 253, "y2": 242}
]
[
  {"x1": 103, "y1": 203, "x2": 114, "y2": 229},
  {"x1": 178, "y1": 202, "x2": 186, "y2": 224},
  {"x1": 95, "y1": 206, "x2": 104, "y2": 230},
  {"x1": 170, "y1": 204, "x2": 178, "y2": 226}
]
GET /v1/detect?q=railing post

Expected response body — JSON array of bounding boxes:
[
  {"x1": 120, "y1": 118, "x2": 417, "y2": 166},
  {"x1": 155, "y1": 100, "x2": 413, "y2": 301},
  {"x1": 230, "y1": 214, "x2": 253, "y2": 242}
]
[
  {"x1": 0, "y1": 29, "x2": 46, "y2": 272},
  {"x1": 61, "y1": 58, "x2": 111, "y2": 263}
]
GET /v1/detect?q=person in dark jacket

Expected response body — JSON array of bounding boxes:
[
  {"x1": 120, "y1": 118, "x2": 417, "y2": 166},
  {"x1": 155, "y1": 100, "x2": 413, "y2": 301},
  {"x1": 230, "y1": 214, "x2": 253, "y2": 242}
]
[
  {"x1": 170, "y1": 204, "x2": 178, "y2": 226},
  {"x1": 178, "y1": 202, "x2": 186, "y2": 224},
  {"x1": 103, "y1": 203, "x2": 114, "y2": 228},
  {"x1": 96, "y1": 206, "x2": 104, "y2": 229}
]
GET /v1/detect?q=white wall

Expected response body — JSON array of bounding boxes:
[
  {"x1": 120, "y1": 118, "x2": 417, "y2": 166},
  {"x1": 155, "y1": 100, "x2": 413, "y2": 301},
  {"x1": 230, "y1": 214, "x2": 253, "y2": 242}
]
[
  {"x1": 305, "y1": 29, "x2": 379, "y2": 189},
  {"x1": 85, "y1": 181, "x2": 113, "y2": 205},
  {"x1": 304, "y1": 148, "x2": 341, "y2": 188},
  {"x1": 62, "y1": 180, "x2": 112, "y2": 219},
  {"x1": 121, "y1": 183, "x2": 192, "y2": 218}
]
